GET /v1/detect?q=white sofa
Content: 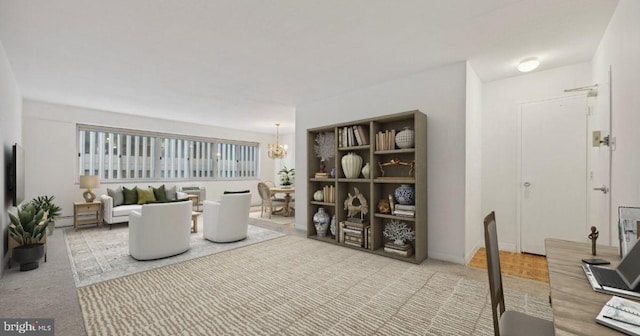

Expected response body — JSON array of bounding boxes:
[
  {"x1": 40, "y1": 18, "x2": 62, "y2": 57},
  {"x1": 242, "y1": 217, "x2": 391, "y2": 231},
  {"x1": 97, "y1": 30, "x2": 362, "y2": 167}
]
[
  {"x1": 101, "y1": 191, "x2": 188, "y2": 226},
  {"x1": 129, "y1": 200, "x2": 192, "y2": 260},
  {"x1": 203, "y1": 193, "x2": 252, "y2": 243}
]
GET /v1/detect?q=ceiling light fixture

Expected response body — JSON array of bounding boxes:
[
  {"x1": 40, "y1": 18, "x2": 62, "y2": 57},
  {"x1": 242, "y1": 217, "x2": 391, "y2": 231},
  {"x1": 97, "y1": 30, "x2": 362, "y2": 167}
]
[
  {"x1": 268, "y1": 123, "x2": 288, "y2": 159},
  {"x1": 517, "y1": 57, "x2": 540, "y2": 72}
]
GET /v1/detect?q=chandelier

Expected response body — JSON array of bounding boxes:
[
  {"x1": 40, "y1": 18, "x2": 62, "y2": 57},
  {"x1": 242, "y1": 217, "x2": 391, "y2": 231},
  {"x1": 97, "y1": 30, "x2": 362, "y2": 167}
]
[{"x1": 268, "y1": 123, "x2": 288, "y2": 159}]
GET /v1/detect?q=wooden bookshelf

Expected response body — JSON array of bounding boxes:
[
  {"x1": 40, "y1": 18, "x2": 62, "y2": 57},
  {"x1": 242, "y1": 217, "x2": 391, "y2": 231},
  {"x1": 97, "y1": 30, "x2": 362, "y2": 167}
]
[{"x1": 307, "y1": 110, "x2": 427, "y2": 264}]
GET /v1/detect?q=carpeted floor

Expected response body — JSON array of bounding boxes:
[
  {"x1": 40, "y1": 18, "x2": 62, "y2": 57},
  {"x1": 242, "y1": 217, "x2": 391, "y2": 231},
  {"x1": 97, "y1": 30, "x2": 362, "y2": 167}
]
[
  {"x1": 78, "y1": 236, "x2": 552, "y2": 336},
  {"x1": 65, "y1": 223, "x2": 284, "y2": 287},
  {"x1": 249, "y1": 211, "x2": 294, "y2": 225}
]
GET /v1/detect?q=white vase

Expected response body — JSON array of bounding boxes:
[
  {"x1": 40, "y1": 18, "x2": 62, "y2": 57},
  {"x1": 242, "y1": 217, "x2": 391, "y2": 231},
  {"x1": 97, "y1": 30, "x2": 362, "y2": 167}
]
[
  {"x1": 313, "y1": 190, "x2": 324, "y2": 201},
  {"x1": 395, "y1": 127, "x2": 415, "y2": 149},
  {"x1": 341, "y1": 152, "x2": 363, "y2": 179},
  {"x1": 361, "y1": 162, "x2": 370, "y2": 178}
]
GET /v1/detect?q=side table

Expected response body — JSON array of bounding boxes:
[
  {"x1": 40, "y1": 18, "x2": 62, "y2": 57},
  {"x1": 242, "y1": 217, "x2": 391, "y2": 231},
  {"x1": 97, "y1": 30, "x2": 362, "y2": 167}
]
[{"x1": 74, "y1": 201, "x2": 102, "y2": 231}]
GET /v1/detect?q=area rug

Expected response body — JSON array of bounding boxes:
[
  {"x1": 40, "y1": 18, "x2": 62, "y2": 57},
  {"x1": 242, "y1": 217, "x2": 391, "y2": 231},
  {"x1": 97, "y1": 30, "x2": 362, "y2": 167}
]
[
  {"x1": 78, "y1": 236, "x2": 552, "y2": 336},
  {"x1": 64, "y1": 223, "x2": 283, "y2": 288},
  {"x1": 249, "y1": 210, "x2": 294, "y2": 225}
]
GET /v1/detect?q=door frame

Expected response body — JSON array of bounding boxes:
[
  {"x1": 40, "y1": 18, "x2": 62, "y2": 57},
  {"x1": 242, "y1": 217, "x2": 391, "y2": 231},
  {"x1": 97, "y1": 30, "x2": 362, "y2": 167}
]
[{"x1": 516, "y1": 93, "x2": 589, "y2": 252}]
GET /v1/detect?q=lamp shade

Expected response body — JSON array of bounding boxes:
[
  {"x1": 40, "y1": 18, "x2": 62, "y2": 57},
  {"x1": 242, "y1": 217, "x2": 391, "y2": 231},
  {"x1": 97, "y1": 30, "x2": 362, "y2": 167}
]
[{"x1": 79, "y1": 175, "x2": 100, "y2": 189}]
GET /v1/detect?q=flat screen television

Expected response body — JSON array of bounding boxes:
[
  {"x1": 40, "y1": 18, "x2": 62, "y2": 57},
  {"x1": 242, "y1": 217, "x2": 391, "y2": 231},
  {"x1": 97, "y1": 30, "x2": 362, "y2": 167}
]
[{"x1": 9, "y1": 143, "x2": 25, "y2": 207}]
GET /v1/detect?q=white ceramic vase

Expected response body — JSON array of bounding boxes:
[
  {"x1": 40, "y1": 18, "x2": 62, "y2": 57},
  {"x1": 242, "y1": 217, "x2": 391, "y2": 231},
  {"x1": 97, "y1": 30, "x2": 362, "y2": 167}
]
[
  {"x1": 341, "y1": 152, "x2": 363, "y2": 179},
  {"x1": 361, "y1": 162, "x2": 370, "y2": 178},
  {"x1": 395, "y1": 127, "x2": 415, "y2": 149}
]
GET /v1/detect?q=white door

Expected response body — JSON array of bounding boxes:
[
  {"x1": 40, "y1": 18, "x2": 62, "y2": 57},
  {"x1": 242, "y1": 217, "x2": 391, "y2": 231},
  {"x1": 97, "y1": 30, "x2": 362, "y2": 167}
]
[
  {"x1": 520, "y1": 95, "x2": 588, "y2": 255},
  {"x1": 588, "y1": 79, "x2": 612, "y2": 246}
]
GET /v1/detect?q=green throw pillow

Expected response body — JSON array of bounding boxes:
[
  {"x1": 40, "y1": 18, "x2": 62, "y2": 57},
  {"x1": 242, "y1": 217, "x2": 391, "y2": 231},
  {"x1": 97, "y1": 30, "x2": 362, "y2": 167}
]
[
  {"x1": 137, "y1": 187, "x2": 157, "y2": 205},
  {"x1": 152, "y1": 185, "x2": 168, "y2": 202},
  {"x1": 122, "y1": 186, "x2": 138, "y2": 205}
]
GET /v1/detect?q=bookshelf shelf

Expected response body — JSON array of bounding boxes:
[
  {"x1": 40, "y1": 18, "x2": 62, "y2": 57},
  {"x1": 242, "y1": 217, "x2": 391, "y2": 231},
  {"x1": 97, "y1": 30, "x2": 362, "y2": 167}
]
[{"x1": 307, "y1": 110, "x2": 427, "y2": 264}]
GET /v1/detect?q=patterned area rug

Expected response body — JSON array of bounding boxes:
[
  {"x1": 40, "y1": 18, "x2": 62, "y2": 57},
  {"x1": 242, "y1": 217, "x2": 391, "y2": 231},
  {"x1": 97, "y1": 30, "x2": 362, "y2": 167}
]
[
  {"x1": 64, "y1": 223, "x2": 283, "y2": 287},
  {"x1": 78, "y1": 236, "x2": 552, "y2": 335}
]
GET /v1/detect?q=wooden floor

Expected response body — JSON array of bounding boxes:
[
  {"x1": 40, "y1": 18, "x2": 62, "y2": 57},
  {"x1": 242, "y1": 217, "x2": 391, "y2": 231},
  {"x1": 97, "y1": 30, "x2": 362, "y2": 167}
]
[{"x1": 467, "y1": 248, "x2": 549, "y2": 283}]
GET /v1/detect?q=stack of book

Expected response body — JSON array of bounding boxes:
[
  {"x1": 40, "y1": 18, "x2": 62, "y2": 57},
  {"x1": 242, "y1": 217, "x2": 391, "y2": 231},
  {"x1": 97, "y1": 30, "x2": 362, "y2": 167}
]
[
  {"x1": 315, "y1": 172, "x2": 328, "y2": 178},
  {"x1": 384, "y1": 242, "x2": 414, "y2": 257},
  {"x1": 322, "y1": 185, "x2": 335, "y2": 203},
  {"x1": 339, "y1": 219, "x2": 371, "y2": 249},
  {"x1": 338, "y1": 125, "x2": 369, "y2": 148},
  {"x1": 393, "y1": 204, "x2": 415, "y2": 217},
  {"x1": 375, "y1": 129, "x2": 397, "y2": 151}
]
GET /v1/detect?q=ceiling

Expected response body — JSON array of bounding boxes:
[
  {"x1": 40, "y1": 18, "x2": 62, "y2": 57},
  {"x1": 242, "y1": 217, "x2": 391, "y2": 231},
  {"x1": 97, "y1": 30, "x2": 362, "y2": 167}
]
[{"x1": 0, "y1": 0, "x2": 618, "y2": 134}]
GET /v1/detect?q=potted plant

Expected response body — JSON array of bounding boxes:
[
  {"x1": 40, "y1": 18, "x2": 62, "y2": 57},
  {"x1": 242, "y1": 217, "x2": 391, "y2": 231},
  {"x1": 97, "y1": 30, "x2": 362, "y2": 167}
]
[
  {"x1": 8, "y1": 203, "x2": 49, "y2": 271},
  {"x1": 279, "y1": 166, "x2": 295, "y2": 187},
  {"x1": 30, "y1": 195, "x2": 62, "y2": 236}
]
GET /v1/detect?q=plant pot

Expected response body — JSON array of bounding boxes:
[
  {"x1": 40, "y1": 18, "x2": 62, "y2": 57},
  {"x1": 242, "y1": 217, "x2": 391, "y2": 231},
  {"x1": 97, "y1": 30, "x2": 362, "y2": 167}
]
[{"x1": 12, "y1": 244, "x2": 45, "y2": 271}]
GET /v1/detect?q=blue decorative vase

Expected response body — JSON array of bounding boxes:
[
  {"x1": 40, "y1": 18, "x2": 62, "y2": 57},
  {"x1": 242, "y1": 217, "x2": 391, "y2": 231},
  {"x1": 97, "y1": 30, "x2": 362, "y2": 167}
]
[
  {"x1": 394, "y1": 184, "x2": 415, "y2": 205},
  {"x1": 313, "y1": 207, "x2": 331, "y2": 237}
]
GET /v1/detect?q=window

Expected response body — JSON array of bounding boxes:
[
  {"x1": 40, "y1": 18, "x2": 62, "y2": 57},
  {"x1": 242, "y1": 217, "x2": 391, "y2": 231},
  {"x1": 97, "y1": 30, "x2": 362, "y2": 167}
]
[{"x1": 78, "y1": 125, "x2": 258, "y2": 181}]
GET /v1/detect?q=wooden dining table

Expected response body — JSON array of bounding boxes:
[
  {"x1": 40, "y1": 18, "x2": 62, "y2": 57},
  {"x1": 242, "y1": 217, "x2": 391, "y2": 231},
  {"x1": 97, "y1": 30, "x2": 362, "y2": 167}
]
[
  {"x1": 545, "y1": 238, "x2": 625, "y2": 335},
  {"x1": 269, "y1": 187, "x2": 295, "y2": 217}
]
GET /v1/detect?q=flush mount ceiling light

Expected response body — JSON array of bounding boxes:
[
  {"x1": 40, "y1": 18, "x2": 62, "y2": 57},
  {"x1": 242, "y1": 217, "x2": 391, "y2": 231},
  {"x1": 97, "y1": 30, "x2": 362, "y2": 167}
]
[{"x1": 517, "y1": 57, "x2": 540, "y2": 72}]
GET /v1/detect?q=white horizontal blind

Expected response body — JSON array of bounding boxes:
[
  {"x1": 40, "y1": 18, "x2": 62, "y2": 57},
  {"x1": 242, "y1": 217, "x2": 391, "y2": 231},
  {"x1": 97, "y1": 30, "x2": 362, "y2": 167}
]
[{"x1": 78, "y1": 125, "x2": 258, "y2": 181}]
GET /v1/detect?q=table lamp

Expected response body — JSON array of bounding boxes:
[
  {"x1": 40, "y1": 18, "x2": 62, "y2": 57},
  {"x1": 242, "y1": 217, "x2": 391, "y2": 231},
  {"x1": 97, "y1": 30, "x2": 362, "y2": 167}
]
[{"x1": 80, "y1": 175, "x2": 100, "y2": 203}]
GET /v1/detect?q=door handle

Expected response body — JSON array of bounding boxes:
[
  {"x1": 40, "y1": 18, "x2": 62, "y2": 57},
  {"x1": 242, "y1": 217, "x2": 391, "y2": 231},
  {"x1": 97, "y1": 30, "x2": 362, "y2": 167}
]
[{"x1": 593, "y1": 185, "x2": 609, "y2": 194}]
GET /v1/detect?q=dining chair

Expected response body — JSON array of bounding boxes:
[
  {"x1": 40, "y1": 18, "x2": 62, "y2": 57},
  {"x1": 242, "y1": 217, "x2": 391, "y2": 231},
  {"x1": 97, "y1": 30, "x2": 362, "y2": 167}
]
[
  {"x1": 257, "y1": 182, "x2": 286, "y2": 218},
  {"x1": 484, "y1": 211, "x2": 555, "y2": 336}
]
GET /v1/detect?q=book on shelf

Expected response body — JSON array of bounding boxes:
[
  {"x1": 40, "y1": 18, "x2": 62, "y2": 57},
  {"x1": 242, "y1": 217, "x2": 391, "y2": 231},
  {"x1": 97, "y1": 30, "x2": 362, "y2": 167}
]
[
  {"x1": 357, "y1": 125, "x2": 369, "y2": 145},
  {"x1": 339, "y1": 221, "x2": 345, "y2": 243},
  {"x1": 384, "y1": 246, "x2": 413, "y2": 257},
  {"x1": 343, "y1": 227, "x2": 364, "y2": 236},
  {"x1": 384, "y1": 242, "x2": 412, "y2": 251},
  {"x1": 315, "y1": 172, "x2": 328, "y2": 178},
  {"x1": 596, "y1": 296, "x2": 640, "y2": 335},
  {"x1": 353, "y1": 126, "x2": 363, "y2": 146},
  {"x1": 322, "y1": 185, "x2": 335, "y2": 203},
  {"x1": 364, "y1": 226, "x2": 369, "y2": 249},
  {"x1": 394, "y1": 204, "x2": 416, "y2": 211},
  {"x1": 393, "y1": 209, "x2": 415, "y2": 217},
  {"x1": 344, "y1": 240, "x2": 363, "y2": 248},
  {"x1": 345, "y1": 235, "x2": 363, "y2": 243}
]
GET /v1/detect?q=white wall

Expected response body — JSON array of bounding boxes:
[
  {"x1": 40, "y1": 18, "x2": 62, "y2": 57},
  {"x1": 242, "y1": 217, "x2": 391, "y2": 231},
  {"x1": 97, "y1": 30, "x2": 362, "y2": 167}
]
[
  {"x1": 296, "y1": 62, "x2": 468, "y2": 264},
  {"x1": 22, "y1": 100, "x2": 276, "y2": 226},
  {"x1": 0, "y1": 40, "x2": 22, "y2": 275},
  {"x1": 465, "y1": 62, "x2": 483, "y2": 262},
  {"x1": 482, "y1": 62, "x2": 592, "y2": 251},
  {"x1": 593, "y1": 0, "x2": 640, "y2": 242}
]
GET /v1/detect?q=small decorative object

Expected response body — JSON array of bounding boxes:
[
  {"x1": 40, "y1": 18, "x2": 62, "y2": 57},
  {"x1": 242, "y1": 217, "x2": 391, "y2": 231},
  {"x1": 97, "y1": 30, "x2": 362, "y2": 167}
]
[
  {"x1": 383, "y1": 220, "x2": 416, "y2": 245},
  {"x1": 341, "y1": 152, "x2": 363, "y2": 179},
  {"x1": 330, "y1": 167, "x2": 336, "y2": 178},
  {"x1": 361, "y1": 162, "x2": 370, "y2": 178},
  {"x1": 330, "y1": 215, "x2": 337, "y2": 236},
  {"x1": 313, "y1": 207, "x2": 331, "y2": 237},
  {"x1": 279, "y1": 166, "x2": 295, "y2": 187},
  {"x1": 588, "y1": 226, "x2": 599, "y2": 256},
  {"x1": 378, "y1": 199, "x2": 391, "y2": 214},
  {"x1": 379, "y1": 158, "x2": 415, "y2": 177},
  {"x1": 395, "y1": 127, "x2": 415, "y2": 149},
  {"x1": 314, "y1": 132, "x2": 335, "y2": 173},
  {"x1": 344, "y1": 187, "x2": 369, "y2": 220},
  {"x1": 79, "y1": 175, "x2": 100, "y2": 202},
  {"x1": 313, "y1": 190, "x2": 324, "y2": 202},
  {"x1": 394, "y1": 184, "x2": 415, "y2": 205}
]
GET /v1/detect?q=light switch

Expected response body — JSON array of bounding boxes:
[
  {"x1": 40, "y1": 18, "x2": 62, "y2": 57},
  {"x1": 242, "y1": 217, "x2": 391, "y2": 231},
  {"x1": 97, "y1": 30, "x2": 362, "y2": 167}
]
[{"x1": 592, "y1": 131, "x2": 601, "y2": 147}]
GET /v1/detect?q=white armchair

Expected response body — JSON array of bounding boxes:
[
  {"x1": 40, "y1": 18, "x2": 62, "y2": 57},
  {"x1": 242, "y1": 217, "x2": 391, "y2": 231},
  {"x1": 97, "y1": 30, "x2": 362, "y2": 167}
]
[
  {"x1": 203, "y1": 193, "x2": 252, "y2": 243},
  {"x1": 129, "y1": 200, "x2": 192, "y2": 260}
]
